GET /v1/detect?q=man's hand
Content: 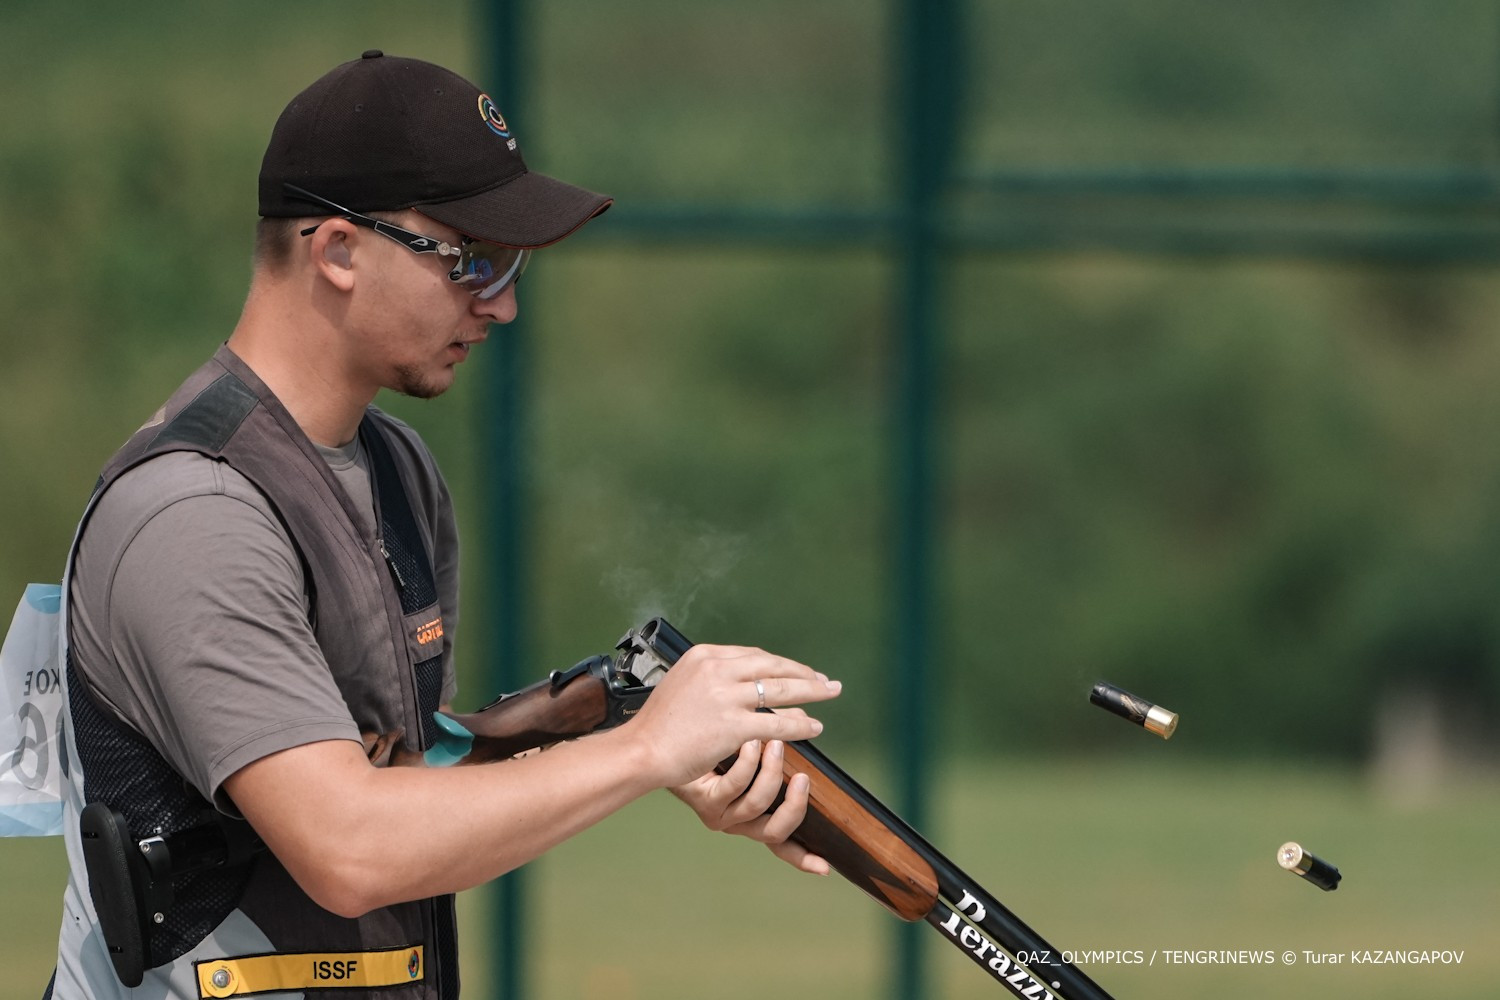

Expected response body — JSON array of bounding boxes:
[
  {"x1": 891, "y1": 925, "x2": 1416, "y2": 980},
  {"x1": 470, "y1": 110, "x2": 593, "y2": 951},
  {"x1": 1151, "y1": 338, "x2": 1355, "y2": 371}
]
[
  {"x1": 627, "y1": 643, "x2": 841, "y2": 789},
  {"x1": 672, "y1": 735, "x2": 832, "y2": 876}
]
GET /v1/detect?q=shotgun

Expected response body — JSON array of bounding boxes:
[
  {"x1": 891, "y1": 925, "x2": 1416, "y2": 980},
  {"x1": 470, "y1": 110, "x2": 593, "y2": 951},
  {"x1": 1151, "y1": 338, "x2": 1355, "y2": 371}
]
[
  {"x1": 408, "y1": 617, "x2": 1114, "y2": 999},
  {"x1": 84, "y1": 617, "x2": 1115, "y2": 999}
]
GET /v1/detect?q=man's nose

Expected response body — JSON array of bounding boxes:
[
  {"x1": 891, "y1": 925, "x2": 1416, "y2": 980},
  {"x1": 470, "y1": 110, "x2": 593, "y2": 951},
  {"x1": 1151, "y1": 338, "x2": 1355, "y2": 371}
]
[{"x1": 471, "y1": 283, "x2": 518, "y2": 324}]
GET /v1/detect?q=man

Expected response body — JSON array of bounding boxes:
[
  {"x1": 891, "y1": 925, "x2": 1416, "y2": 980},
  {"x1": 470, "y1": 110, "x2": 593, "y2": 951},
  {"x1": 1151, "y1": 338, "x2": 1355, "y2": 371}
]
[{"x1": 50, "y1": 51, "x2": 839, "y2": 1000}]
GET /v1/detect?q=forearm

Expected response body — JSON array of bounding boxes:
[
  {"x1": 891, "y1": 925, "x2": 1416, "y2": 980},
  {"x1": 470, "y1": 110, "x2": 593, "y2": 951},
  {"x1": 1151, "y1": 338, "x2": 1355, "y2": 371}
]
[{"x1": 226, "y1": 727, "x2": 658, "y2": 916}]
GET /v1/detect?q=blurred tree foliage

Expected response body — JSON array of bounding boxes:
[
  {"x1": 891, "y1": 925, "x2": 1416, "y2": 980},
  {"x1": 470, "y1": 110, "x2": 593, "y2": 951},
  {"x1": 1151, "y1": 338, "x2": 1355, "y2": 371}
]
[{"x1": 3, "y1": 0, "x2": 1500, "y2": 764}]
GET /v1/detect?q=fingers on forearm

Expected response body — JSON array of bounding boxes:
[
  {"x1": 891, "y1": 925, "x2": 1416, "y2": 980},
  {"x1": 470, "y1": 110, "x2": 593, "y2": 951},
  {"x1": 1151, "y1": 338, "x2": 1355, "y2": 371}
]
[
  {"x1": 769, "y1": 840, "x2": 831, "y2": 876},
  {"x1": 729, "y1": 740, "x2": 786, "y2": 815},
  {"x1": 717, "y1": 740, "x2": 760, "y2": 791},
  {"x1": 706, "y1": 745, "x2": 781, "y2": 829},
  {"x1": 690, "y1": 744, "x2": 757, "y2": 829},
  {"x1": 755, "y1": 770, "x2": 809, "y2": 841}
]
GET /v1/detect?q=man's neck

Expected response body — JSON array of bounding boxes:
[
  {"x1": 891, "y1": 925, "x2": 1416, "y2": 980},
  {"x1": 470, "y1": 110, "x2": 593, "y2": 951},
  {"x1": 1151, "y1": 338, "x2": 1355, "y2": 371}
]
[{"x1": 227, "y1": 293, "x2": 374, "y2": 448}]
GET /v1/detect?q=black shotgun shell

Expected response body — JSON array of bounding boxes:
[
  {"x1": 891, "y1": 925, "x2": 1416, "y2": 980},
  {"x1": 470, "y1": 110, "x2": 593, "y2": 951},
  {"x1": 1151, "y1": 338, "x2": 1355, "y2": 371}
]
[
  {"x1": 1277, "y1": 842, "x2": 1341, "y2": 891},
  {"x1": 1089, "y1": 682, "x2": 1178, "y2": 739}
]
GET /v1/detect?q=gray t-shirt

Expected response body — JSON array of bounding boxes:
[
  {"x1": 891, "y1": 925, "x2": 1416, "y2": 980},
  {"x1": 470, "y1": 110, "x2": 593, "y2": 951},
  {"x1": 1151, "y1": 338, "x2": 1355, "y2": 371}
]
[{"x1": 68, "y1": 434, "x2": 459, "y2": 813}]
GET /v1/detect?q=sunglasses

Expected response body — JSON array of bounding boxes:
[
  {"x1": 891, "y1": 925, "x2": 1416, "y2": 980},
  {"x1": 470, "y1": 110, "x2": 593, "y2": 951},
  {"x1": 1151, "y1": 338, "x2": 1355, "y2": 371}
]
[{"x1": 285, "y1": 184, "x2": 529, "y2": 300}]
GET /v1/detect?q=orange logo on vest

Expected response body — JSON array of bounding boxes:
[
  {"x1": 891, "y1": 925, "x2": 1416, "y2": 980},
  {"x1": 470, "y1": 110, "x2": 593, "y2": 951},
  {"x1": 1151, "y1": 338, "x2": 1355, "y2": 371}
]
[{"x1": 415, "y1": 617, "x2": 444, "y2": 645}]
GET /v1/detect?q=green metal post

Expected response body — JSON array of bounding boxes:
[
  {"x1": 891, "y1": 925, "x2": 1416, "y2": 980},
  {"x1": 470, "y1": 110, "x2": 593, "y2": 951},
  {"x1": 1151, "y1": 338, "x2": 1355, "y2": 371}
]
[
  {"x1": 480, "y1": 3, "x2": 530, "y2": 999},
  {"x1": 891, "y1": 1, "x2": 961, "y2": 998}
]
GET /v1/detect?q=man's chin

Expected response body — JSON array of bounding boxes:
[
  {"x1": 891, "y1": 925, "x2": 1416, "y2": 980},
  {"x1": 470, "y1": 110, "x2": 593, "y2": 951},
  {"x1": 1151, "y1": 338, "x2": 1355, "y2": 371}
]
[{"x1": 391, "y1": 364, "x2": 454, "y2": 400}]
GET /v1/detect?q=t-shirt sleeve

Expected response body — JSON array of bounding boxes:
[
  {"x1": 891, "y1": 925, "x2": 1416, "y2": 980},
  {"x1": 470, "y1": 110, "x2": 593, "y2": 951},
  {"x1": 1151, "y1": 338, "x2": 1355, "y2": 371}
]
[{"x1": 96, "y1": 458, "x2": 361, "y2": 812}]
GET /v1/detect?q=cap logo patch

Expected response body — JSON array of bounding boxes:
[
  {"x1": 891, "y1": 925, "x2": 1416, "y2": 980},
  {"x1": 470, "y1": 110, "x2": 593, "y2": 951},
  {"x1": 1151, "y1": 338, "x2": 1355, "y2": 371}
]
[{"x1": 477, "y1": 94, "x2": 510, "y2": 137}]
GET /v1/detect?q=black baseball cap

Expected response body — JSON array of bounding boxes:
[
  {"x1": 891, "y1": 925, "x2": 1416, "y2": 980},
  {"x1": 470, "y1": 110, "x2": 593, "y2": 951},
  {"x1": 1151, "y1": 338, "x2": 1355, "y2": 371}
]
[{"x1": 258, "y1": 50, "x2": 611, "y2": 248}]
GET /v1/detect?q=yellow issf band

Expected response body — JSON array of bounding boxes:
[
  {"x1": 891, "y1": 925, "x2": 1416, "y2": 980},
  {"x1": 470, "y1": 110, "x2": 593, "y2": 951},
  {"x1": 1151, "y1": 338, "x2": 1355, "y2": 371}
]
[{"x1": 196, "y1": 946, "x2": 423, "y2": 997}]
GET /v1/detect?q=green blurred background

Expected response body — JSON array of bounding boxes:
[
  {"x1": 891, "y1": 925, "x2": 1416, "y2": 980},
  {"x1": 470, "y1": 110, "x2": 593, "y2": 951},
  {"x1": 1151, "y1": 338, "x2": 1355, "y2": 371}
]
[{"x1": 3, "y1": 1, "x2": 1499, "y2": 998}]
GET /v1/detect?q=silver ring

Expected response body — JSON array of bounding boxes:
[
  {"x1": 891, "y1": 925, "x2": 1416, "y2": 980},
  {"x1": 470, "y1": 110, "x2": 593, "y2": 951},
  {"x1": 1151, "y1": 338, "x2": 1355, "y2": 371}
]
[{"x1": 754, "y1": 679, "x2": 766, "y2": 710}]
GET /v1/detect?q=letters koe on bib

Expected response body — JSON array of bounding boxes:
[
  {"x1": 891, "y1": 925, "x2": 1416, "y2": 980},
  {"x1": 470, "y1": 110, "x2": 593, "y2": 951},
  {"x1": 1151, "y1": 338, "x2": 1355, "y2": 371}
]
[{"x1": 0, "y1": 583, "x2": 64, "y2": 837}]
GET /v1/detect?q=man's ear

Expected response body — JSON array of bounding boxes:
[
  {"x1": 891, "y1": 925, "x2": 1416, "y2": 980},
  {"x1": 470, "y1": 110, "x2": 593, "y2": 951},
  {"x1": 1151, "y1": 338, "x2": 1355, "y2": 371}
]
[
  {"x1": 324, "y1": 237, "x2": 352, "y2": 269},
  {"x1": 308, "y1": 221, "x2": 357, "y2": 292}
]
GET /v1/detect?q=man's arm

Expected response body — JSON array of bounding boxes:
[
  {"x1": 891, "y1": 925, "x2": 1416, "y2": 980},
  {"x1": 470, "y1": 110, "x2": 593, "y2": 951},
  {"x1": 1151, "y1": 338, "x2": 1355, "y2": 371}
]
[{"x1": 224, "y1": 642, "x2": 840, "y2": 916}]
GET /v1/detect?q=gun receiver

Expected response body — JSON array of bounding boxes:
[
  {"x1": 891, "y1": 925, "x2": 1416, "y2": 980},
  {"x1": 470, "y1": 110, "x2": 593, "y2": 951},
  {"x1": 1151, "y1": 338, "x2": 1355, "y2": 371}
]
[{"x1": 441, "y1": 652, "x2": 652, "y2": 763}]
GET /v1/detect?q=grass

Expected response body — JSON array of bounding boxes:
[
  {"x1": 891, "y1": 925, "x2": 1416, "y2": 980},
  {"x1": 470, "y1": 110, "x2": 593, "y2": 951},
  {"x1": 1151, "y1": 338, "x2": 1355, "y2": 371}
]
[{"x1": 8, "y1": 756, "x2": 1493, "y2": 1000}]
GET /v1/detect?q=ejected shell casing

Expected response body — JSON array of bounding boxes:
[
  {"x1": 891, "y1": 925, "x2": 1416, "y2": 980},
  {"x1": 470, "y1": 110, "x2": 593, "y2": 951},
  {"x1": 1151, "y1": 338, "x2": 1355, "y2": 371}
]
[
  {"x1": 1277, "y1": 842, "x2": 1341, "y2": 891},
  {"x1": 1089, "y1": 682, "x2": 1178, "y2": 739}
]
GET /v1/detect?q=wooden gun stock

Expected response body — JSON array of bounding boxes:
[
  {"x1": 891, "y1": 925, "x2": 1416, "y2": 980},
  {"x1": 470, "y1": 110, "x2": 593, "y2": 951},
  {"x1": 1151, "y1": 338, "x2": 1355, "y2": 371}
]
[
  {"x1": 442, "y1": 664, "x2": 610, "y2": 764},
  {"x1": 411, "y1": 652, "x2": 651, "y2": 766}
]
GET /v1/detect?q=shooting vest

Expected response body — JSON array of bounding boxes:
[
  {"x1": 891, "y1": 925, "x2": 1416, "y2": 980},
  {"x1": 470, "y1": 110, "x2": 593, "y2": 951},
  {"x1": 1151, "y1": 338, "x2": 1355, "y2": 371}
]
[{"x1": 52, "y1": 346, "x2": 457, "y2": 1000}]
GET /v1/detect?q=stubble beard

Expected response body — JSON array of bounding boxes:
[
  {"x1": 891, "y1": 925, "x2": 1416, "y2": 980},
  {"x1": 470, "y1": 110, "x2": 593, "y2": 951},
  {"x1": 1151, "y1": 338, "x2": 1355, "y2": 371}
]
[{"x1": 392, "y1": 363, "x2": 451, "y2": 401}]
